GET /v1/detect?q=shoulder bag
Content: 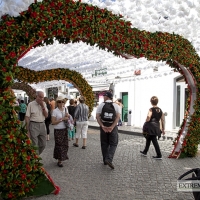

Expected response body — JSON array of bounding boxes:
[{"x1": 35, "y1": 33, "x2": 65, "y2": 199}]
[{"x1": 63, "y1": 108, "x2": 70, "y2": 128}]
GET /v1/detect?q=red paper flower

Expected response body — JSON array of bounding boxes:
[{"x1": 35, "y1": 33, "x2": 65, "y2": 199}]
[
  {"x1": 21, "y1": 174, "x2": 26, "y2": 180},
  {"x1": 26, "y1": 156, "x2": 31, "y2": 161},
  {"x1": 8, "y1": 192, "x2": 14, "y2": 198},
  {"x1": 6, "y1": 21, "x2": 14, "y2": 26},
  {"x1": 9, "y1": 51, "x2": 16, "y2": 58},
  {"x1": 30, "y1": 12, "x2": 37, "y2": 18},
  {"x1": 26, "y1": 139, "x2": 31, "y2": 145},
  {"x1": 9, "y1": 135, "x2": 14, "y2": 139}
]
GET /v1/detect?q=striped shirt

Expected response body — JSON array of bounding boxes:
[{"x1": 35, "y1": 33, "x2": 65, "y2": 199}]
[{"x1": 74, "y1": 103, "x2": 89, "y2": 122}]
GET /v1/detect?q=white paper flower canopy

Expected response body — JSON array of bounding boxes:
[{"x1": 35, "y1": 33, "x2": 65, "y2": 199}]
[{"x1": 0, "y1": 0, "x2": 200, "y2": 89}]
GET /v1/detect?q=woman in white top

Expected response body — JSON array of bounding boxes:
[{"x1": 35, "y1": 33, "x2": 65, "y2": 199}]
[{"x1": 51, "y1": 96, "x2": 69, "y2": 167}]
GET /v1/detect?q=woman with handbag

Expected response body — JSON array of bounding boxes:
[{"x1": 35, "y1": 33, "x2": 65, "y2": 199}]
[
  {"x1": 51, "y1": 96, "x2": 69, "y2": 167},
  {"x1": 140, "y1": 96, "x2": 165, "y2": 160}
]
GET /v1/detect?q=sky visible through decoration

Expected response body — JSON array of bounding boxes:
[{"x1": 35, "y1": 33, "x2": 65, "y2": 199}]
[{"x1": 0, "y1": 0, "x2": 200, "y2": 89}]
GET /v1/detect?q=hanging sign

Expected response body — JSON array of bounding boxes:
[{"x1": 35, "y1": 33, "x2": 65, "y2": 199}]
[{"x1": 92, "y1": 68, "x2": 107, "y2": 77}]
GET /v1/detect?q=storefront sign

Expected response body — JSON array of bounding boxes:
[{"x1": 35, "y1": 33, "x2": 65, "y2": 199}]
[{"x1": 92, "y1": 68, "x2": 107, "y2": 77}]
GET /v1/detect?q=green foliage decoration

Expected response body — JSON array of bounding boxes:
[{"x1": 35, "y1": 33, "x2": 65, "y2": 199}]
[
  {"x1": 15, "y1": 67, "x2": 94, "y2": 115},
  {"x1": 0, "y1": 0, "x2": 200, "y2": 199},
  {"x1": 12, "y1": 82, "x2": 36, "y2": 101}
]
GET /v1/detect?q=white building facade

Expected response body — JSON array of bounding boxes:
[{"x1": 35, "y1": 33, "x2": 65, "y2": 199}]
[{"x1": 86, "y1": 65, "x2": 187, "y2": 132}]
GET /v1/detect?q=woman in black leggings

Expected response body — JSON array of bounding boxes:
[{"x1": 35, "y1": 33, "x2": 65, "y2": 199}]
[
  {"x1": 140, "y1": 96, "x2": 165, "y2": 159},
  {"x1": 44, "y1": 97, "x2": 51, "y2": 141}
]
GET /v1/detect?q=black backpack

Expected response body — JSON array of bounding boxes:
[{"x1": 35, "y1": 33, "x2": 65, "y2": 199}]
[{"x1": 100, "y1": 102, "x2": 116, "y2": 122}]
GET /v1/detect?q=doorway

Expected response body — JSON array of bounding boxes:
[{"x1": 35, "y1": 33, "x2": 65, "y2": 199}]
[
  {"x1": 175, "y1": 76, "x2": 188, "y2": 128},
  {"x1": 122, "y1": 92, "x2": 128, "y2": 122}
]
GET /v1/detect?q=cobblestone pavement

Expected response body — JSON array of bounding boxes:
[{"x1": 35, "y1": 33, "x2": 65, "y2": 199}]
[{"x1": 25, "y1": 125, "x2": 200, "y2": 200}]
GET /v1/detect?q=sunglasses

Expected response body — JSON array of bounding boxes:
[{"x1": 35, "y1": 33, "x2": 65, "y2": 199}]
[{"x1": 57, "y1": 101, "x2": 64, "y2": 103}]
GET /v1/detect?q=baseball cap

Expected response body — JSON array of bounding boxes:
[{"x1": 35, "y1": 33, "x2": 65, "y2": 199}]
[{"x1": 103, "y1": 92, "x2": 113, "y2": 99}]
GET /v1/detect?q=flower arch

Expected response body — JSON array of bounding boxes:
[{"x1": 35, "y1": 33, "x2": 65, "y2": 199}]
[
  {"x1": 12, "y1": 82, "x2": 37, "y2": 100},
  {"x1": 15, "y1": 67, "x2": 94, "y2": 114},
  {"x1": 1, "y1": 0, "x2": 200, "y2": 199}
]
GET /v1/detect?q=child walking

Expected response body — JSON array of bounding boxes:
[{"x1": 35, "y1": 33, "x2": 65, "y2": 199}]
[{"x1": 68, "y1": 114, "x2": 75, "y2": 141}]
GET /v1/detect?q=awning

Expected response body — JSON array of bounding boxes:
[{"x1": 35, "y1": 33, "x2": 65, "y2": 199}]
[
  {"x1": 92, "y1": 87, "x2": 109, "y2": 92},
  {"x1": 68, "y1": 85, "x2": 109, "y2": 92}
]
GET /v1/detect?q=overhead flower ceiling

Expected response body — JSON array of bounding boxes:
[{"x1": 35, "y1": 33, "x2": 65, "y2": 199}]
[{"x1": 0, "y1": 0, "x2": 200, "y2": 89}]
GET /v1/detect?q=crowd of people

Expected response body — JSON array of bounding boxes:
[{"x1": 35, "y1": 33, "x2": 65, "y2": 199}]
[
  {"x1": 22, "y1": 92, "x2": 89, "y2": 167},
  {"x1": 15, "y1": 91, "x2": 164, "y2": 169}
]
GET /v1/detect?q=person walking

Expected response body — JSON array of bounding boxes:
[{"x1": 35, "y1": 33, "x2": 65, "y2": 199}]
[
  {"x1": 51, "y1": 96, "x2": 69, "y2": 167},
  {"x1": 19, "y1": 99, "x2": 27, "y2": 121},
  {"x1": 25, "y1": 91, "x2": 48, "y2": 155},
  {"x1": 114, "y1": 98, "x2": 124, "y2": 126},
  {"x1": 140, "y1": 96, "x2": 165, "y2": 159},
  {"x1": 67, "y1": 99, "x2": 76, "y2": 140},
  {"x1": 50, "y1": 98, "x2": 56, "y2": 112},
  {"x1": 44, "y1": 97, "x2": 51, "y2": 141},
  {"x1": 67, "y1": 99, "x2": 76, "y2": 120},
  {"x1": 73, "y1": 96, "x2": 89, "y2": 149},
  {"x1": 96, "y1": 92, "x2": 121, "y2": 169}
]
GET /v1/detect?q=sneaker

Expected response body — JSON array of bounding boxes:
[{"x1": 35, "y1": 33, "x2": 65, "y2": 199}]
[
  {"x1": 105, "y1": 160, "x2": 114, "y2": 169},
  {"x1": 73, "y1": 143, "x2": 79, "y2": 147},
  {"x1": 140, "y1": 151, "x2": 147, "y2": 157},
  {"x1": 82, "y1": 146, "x2": 86, "y2": 149},
  {"x1": 152, "y1": 156, "x2": 162, "y2": 160}
]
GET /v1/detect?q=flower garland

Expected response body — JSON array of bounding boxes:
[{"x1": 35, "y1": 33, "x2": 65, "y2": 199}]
[
  {"x1": 15, "y1": 67, "x2": 94, "y2": 114},
  {"x1": 0, "y1": 87, "x2": 53, "y2": 199},
  {"x1": 0, "y1": 0, "x2": 200, "y2": 199},
  {"x1": 11, "y1": 82, "x2": 36, "y2": 101}
]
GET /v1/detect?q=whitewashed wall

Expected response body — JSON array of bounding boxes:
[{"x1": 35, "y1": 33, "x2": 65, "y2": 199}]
[{"x1": 114, "y1": 70, "x2": 181, "y2": 131}]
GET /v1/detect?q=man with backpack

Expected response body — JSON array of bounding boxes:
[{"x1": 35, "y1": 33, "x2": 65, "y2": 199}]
[{"x1": 96, "y1": 92, "x2": 121, "y2": 169}]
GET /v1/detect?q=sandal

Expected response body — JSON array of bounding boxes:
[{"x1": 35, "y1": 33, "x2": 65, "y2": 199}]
[{"x1": 57, "y1": 162, "x2": 63, "y2": 167}]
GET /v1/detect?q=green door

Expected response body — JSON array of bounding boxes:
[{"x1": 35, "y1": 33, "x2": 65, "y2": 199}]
[{"x1": 122, "y1": 92, "x2": 128, "y2": 122}]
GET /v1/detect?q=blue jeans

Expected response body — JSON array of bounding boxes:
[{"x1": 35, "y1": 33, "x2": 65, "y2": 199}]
[{"x1": 118, "y1": 118, "x2": 122, "y2": 126}]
